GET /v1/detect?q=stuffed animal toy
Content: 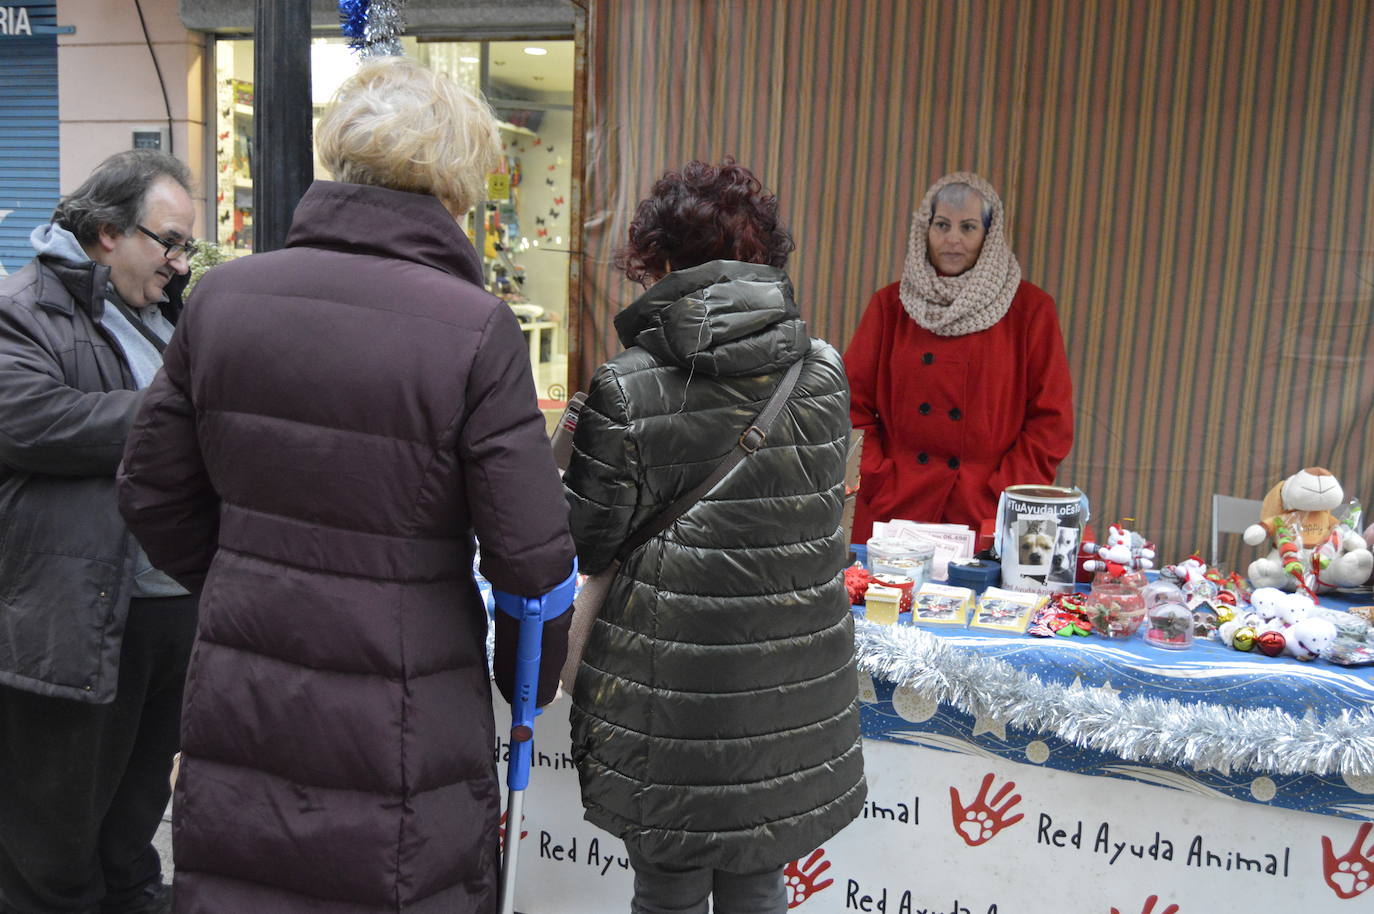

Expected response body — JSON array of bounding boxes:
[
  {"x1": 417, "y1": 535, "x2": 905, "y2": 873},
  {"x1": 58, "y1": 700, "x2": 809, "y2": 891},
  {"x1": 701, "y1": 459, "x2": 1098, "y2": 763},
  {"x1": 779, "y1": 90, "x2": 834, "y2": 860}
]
[
  {"x1": 1162, "y1": 554, "x2": 1208, "y2": 589},
  {"x1": 1275, "y1": 591, "x2": 1314, "y2": 627},
  {"x1": 1229, "y1": 587, "x2": 1282, "y2": 635},
  {"x1": 1243, "y1": 467, "x2": 1373, "y2": 592},
  {"x1": 1083, "y1": 523, "x2": 1155, "y2": 577},
  {"x1": 1219, "y1": 589, "x2": 1340, "y2": 660},
  {"x1": 1248, "y1": 587, "x2": 1287, "y2": 626},
  {"x1": 1162, "y1": 554, "x2": 1236, "y2": 611},
  {"x1": 1282, "y1": 617, "x2": 1338, "y2": 661}
]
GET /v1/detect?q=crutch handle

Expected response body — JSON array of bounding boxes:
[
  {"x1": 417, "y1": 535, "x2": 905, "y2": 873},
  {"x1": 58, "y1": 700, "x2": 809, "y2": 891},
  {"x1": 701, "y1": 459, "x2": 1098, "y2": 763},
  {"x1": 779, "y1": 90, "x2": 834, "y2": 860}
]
[{"x1": 493, "y1": 560, "x2": 577, "y2": 790}]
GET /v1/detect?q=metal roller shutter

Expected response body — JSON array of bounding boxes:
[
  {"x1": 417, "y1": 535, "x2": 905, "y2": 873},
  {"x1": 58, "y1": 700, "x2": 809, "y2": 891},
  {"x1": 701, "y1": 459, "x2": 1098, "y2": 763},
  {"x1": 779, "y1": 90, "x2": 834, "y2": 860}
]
[{"x1": 0, "y1": 2, "x2": 58, "y2": 276}]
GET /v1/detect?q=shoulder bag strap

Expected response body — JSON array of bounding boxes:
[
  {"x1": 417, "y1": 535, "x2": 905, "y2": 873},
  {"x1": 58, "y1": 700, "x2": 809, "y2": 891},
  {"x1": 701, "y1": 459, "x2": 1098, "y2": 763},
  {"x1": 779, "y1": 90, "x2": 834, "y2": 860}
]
[
  {"x1": 550, "y1": 391, "x2": 588, "y2": 472},
  {"x1": 559, "y1": 357, "x2": 805, "y2": 694},
  {"x1": 614, "y1": 356, "x2": 805, "y2": 562},
  {"x1": 106, "y1": 294, "x2": 169, "y2": 354}
]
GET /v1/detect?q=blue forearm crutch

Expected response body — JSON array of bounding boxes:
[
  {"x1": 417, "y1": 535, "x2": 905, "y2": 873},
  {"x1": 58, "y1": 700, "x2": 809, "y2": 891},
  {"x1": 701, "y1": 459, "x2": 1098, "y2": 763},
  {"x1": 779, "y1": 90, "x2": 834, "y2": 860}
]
[{"x1": 492, "y1": 559, "x2": 577, "y2": 914}]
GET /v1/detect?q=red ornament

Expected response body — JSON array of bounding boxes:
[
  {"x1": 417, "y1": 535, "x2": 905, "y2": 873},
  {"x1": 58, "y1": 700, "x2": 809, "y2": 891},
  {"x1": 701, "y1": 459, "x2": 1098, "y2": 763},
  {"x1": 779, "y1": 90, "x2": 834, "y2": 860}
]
[
  {"x1": 844, "y1": 564, "x2": 872, "y2": 605},
  {"x1": 1256, "y1": 630, "x2": 1286, "y2": 657}
]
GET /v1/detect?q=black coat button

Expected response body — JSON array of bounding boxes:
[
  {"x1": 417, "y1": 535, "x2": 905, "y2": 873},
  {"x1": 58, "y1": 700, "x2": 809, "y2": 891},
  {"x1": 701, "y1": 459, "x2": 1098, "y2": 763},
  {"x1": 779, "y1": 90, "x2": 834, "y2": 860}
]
[
  {"x1": 949, "y1": 407, "x2": 962, "y2": 420},
  {"x1": 919, "y1": 402, "x2": 931, "y2": 415},
  {"x1": 922, "y1": 352, "x2": 935, "y2": 364},
  {"x1": 948, "y1": 456, "x2": 960, "y2": 469},
  {"x1": 917, "y1": 452, "x2": 929, "y2": 464}
]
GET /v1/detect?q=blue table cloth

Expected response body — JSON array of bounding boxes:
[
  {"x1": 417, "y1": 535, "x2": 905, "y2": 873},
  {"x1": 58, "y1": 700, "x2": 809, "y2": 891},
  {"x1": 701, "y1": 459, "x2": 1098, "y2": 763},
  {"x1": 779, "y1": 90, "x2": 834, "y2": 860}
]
[{"x1": 852, "y1": 584, "x2": 1374, "y2": 821}]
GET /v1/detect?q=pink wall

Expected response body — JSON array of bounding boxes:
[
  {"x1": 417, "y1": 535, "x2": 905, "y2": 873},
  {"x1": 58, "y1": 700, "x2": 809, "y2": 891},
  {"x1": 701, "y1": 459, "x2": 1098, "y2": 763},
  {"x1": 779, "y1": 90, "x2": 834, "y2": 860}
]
[{"x1": 56, "y1": 0, "x2": 209, "y2": 238}]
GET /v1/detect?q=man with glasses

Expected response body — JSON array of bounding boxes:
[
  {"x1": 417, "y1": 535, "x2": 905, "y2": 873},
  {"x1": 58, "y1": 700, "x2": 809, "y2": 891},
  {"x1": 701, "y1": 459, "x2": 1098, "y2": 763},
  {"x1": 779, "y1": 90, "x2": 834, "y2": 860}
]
[{"x1": 0, "y1": 149, "x2": 198, "y2": 914}]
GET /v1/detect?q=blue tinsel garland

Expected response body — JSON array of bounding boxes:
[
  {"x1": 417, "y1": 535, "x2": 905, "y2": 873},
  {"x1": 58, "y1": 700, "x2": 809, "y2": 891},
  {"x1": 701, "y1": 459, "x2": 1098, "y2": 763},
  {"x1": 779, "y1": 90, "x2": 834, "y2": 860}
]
[{"x1": 338, "y1": 0, "x2": 369, "y2": 50}]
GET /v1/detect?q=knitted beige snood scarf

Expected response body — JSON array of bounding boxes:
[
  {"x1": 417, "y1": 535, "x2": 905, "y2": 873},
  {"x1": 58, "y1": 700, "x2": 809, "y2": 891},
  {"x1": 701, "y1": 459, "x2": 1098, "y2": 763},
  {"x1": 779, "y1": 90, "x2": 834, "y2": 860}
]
[{"x1": 898, "y1": 171, "x2": 1021, "y2": 337}]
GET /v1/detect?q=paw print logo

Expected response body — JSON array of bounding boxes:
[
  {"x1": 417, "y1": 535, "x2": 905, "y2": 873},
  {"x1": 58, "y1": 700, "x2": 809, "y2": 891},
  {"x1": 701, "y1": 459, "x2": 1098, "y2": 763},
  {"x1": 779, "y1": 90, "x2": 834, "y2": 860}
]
[
  {"x1": 1111, "y1": 895, "x2": 1179, "y2": 914},
  {"x1": 1323, "y1": 822, "x2": 1374, "y2": 899},
  {"x1": 498, "y1": 811, "x2": 527, "y2": 850},
  {"x1": 949, "y1": 773, "x2": 1024, "y2": 847},
  {"x1": 962, "y1": 809, "x2": 997, "y2": 842},
  {"x1": 784, "y1": 848, "x2": 833, "y2": 908}
]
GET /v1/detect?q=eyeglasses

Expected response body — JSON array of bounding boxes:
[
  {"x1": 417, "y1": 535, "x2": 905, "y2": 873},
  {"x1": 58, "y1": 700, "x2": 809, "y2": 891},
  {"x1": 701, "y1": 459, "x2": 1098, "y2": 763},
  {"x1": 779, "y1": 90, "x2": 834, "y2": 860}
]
[{"x1": 135, "y1": 225, "x2": 199, "y2": 261}]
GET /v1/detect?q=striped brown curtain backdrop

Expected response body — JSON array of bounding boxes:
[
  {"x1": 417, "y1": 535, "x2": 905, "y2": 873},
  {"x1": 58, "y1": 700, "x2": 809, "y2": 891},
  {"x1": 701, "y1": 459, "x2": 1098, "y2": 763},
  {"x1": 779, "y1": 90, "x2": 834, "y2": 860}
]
[{"x1": 578, "y1": 0, "x2": 1374, "y2": 569}]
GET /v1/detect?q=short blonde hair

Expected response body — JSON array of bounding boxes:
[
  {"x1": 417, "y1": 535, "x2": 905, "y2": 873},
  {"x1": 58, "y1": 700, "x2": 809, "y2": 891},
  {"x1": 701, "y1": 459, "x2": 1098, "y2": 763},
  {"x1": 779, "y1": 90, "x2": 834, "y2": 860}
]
[{"x1": 316, "y1": 57, "x2": 500, "y2": 214}]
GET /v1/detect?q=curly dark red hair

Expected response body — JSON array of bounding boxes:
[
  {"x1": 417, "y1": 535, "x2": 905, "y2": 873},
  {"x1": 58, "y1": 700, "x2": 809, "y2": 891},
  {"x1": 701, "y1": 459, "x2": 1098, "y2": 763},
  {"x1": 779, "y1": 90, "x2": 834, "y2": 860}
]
[{"x1": 616, "y1": 158, "x2": 795, "y2": 285}]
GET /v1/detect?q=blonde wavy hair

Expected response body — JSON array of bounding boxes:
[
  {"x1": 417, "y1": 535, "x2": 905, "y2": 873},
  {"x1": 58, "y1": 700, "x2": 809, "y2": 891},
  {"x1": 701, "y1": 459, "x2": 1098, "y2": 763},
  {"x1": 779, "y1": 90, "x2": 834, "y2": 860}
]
[{"x1": 316, "y1": 57, "x2": 500, "y2": 215}]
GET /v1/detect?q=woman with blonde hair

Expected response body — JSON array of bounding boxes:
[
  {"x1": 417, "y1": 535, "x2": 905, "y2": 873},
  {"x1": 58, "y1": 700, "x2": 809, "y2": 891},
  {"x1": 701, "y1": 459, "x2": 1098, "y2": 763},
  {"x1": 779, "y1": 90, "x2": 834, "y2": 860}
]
[{"x1": 117, "y1": 57, "x2": 575, "y2": 912}]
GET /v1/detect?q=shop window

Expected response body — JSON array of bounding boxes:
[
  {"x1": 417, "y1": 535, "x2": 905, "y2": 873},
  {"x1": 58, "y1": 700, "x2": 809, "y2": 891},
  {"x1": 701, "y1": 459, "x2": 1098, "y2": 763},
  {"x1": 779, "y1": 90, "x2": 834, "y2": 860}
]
[
  {"x1": 478, "y1": 40, "x2": 575, "y2": 401},
  {"x1": 211, "y1": 37, "x2": 574, "y2": 401}
]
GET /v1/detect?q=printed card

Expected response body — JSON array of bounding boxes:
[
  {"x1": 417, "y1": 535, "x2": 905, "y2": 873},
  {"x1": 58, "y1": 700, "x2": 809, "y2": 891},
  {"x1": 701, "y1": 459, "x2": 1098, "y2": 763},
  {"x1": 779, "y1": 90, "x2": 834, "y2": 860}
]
[
  {"x1": 912, "y1": 582, "x2": 975, "y2": 626},
  {"x1": 969, "y1": 586, "x2": 1045, "y2": 633}
]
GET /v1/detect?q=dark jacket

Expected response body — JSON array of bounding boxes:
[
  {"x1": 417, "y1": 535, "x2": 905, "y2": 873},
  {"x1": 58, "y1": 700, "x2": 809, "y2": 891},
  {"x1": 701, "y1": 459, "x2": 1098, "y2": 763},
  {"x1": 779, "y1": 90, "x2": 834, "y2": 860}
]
[
  {"x1": 564, "y1": 260, "x2": 865, "y2": 872},
  {"x1": 0, "y1": 255, "x2": 151, "y2": 703},
  {"x1": 117, "y1": 181, "x2": 575, "y2": 913}
]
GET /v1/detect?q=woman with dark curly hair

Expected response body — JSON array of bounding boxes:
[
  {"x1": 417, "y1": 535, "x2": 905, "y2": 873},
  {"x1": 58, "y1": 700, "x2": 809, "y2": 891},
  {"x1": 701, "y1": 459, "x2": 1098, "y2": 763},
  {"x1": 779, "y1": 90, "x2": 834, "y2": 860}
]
[{"x1": 562, "y1": 159, "x2": 865, "y2": 914}]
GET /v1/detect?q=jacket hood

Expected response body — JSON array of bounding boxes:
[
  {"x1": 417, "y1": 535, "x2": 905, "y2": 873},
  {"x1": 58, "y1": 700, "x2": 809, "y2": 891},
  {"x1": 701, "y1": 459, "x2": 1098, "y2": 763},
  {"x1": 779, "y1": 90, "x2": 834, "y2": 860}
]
[
  {"x1": 25, "y1": 224, "x2": 106, "y2": 318},
  {"x1": 613, "y1": 260, "x2": 810, "y2": 377},
  {"x1": 285, "y1": 180, "x2": 485, "y2": 288},
  {"x1": 31, "y1": 222, "x2": 89, "y2": 263}
]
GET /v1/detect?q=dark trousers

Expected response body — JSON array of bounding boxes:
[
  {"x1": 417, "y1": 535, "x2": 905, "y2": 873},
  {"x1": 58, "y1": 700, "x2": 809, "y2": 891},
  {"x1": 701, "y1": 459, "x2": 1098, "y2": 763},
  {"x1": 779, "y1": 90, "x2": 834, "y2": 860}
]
[
  {"x1": 626, "y1": 847, "x2": 787, "y2": 914},
  {"x1": 0, "y1": 595, "x2": 197, "y2": 914}
]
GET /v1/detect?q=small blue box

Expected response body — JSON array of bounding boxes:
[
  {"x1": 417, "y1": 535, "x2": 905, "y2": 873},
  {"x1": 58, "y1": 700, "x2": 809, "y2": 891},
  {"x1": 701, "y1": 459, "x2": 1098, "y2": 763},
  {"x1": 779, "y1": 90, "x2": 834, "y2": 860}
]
[{"x1": 945, "y1": 559, "x2": 1000, "y2": 594}]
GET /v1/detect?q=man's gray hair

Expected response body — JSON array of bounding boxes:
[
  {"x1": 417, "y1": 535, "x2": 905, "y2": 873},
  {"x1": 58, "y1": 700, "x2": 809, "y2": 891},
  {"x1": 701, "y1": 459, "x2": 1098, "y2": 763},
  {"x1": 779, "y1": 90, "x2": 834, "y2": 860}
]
[
  {"x1": 931, "y1": 181, "x2": 993, "y2": 229},
  {"x1": 52, "y1": 150, "x2": 193, "y2": 246}
]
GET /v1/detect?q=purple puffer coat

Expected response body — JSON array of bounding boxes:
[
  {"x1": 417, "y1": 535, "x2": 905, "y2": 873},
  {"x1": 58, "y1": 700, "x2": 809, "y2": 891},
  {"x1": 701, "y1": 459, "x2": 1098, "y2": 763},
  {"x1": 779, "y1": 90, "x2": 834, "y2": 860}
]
[{"x1": 117, "y1": 181, "x2": 574, "y2": 913}]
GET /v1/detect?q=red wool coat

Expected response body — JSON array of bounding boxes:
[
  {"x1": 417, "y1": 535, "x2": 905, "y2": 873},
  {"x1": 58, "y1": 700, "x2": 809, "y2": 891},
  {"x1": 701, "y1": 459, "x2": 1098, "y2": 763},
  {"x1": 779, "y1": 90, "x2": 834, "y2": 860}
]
[{"x1": 844, "y1": 280, "x2": 1073, "y2": 540}]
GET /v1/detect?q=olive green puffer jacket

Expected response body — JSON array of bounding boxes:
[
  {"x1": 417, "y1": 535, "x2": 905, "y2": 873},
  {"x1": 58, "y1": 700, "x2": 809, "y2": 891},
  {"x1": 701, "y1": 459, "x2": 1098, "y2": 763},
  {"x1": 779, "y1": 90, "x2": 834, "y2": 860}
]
[{"x1": 564, "y1": 260, "x2": 865, "y2": 872}]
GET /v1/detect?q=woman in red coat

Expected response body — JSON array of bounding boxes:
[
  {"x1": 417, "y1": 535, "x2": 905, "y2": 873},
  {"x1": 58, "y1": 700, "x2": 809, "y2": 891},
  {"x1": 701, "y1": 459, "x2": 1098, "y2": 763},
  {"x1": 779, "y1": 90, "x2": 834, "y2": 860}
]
[{"x1": 845, "y1": 171, "x2": 1073, "y2": 541}]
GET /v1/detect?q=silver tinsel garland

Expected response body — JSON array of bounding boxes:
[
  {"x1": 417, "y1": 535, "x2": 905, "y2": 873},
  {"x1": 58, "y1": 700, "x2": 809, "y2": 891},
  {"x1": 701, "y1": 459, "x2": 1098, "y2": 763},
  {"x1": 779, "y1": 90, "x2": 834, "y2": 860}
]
[
  {"x1": 855, "y1": 619, "x2": 1374, "y2": 777},
  {"x1": 340, "y1": 0, "x2": 407, "y2": 58},
  {"x1": 360, "y1": 0, "x2": 405, "y2": 58}
]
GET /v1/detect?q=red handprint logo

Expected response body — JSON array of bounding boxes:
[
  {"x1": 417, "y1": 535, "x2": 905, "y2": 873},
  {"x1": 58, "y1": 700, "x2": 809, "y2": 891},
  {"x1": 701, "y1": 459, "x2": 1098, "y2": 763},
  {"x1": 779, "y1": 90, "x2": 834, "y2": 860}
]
[
  {"x1": 1322, "y1": 821, "x2": 1374, "y2": 899},
  {"x1": 1110, "y1": 895, "x2": 1179, "y2": 914},
  {"x1": 498, "y1": 811, "x2": 528, "y2": 850},
  {"x1": 949, "y1": 772, "x2": 1024, "y2": 846},
  {"x1": 784, "y1": 848, "x2": 833, "y2": 908}
]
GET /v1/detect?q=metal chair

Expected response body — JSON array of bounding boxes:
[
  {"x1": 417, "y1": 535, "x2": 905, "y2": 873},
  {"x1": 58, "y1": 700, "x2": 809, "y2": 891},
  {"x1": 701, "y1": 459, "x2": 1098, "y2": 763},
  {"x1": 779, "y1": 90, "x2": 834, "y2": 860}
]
[{"x1": 1211, "y1": 494, "x2": 1262, "y2": 566}]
